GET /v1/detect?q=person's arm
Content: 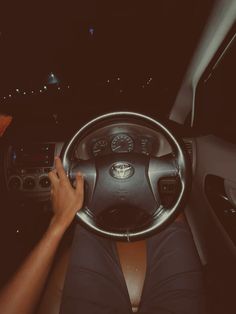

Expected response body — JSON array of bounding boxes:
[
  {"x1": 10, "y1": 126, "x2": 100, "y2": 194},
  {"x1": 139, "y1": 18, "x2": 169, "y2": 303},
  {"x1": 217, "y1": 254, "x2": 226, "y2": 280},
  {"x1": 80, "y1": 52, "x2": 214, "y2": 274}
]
[{"x1": 0, "y1": 157, "x2": 84, "y2": 314}]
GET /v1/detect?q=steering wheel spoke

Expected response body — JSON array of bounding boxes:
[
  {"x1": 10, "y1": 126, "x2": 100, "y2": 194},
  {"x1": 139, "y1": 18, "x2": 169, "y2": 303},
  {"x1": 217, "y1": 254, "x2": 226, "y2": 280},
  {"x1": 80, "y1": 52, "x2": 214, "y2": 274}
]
[
  {"x1": 70, "y1": 159, "x2": 97, "y2": 205},
  {"x1": 149, "y1": 155, "x2": 178, "y2": 181},
  {"x1": 148, "y1": 154, "x2": 180, "y2": 207}
]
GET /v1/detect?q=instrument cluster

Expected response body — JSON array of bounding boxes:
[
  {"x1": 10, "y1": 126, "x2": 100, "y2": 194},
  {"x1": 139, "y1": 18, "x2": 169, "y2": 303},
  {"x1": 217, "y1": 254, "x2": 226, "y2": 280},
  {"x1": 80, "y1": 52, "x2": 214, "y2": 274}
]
[
  {"x1": 74, "y1": 123, "x2": 173, "y2": 160},
  {"x1": 91, "y1": 133, "x2": 154, "y2": 157}
]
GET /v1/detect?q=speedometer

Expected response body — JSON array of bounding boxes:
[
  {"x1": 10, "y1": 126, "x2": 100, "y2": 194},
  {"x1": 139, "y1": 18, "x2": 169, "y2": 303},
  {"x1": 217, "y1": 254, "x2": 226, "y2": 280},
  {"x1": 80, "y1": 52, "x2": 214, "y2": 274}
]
[{"x1": 111, "y1": 134, "x2": 134, "y2": 153}]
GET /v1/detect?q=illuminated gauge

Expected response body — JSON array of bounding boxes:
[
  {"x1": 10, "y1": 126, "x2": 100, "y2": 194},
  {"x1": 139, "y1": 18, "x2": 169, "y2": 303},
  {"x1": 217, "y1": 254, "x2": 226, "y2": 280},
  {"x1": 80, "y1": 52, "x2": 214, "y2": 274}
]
[
  {"x1": 140, "y1": 138, "x2": 152, "y2": 155},
  {"x1": 111, "y1": 134, "x2": 134, "y2": 153},
  {"x1": 92, "y1": 139, "x2": 108, "y2": 156}
]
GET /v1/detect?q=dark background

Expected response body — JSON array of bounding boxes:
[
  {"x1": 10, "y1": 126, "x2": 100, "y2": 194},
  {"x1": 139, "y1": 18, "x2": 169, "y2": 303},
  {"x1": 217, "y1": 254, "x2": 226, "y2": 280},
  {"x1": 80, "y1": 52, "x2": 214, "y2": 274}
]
[{"x1": 0, "y1": 0, "x2": 215, "y2": 119}]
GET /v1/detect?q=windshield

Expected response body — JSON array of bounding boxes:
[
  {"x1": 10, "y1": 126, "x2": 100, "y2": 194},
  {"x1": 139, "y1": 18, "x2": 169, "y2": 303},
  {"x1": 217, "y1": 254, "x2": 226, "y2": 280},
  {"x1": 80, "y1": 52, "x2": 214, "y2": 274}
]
[
  {"x1": 0, "y1": 1, "x2": 215, "y2": 120},
  {"x1": 195, "y1": 32, "x2": 236, "y2": 142}
]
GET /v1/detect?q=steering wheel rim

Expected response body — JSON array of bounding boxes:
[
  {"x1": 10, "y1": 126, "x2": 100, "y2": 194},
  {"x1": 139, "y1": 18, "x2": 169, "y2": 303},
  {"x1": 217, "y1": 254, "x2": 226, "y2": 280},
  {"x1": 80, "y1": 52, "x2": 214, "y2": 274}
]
[{"x1": 61, "y1": 112, "x2": 191, "y2": 241}]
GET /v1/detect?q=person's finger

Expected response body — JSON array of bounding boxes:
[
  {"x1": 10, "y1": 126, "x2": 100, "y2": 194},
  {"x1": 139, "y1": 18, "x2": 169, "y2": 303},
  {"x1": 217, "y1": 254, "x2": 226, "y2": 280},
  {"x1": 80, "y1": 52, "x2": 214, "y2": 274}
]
[
  {"x1": 75, "y1": 172, "x2": 84, "y2": 196},
  {"x1": 48, "y1": 170, "x2": 58, "y2": 186},
  {"x1": 50, "y1": 189, "x2": 54, "y2": 201},
  {"x1": 55, "y1": 156, "x2": 68, "y2": 181}
]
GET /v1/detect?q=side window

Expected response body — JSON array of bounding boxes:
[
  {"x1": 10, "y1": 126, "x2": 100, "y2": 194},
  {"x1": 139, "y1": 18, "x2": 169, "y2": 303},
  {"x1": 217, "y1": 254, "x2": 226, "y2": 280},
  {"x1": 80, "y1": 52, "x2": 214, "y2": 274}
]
[{"x1": 195, "y1": 37, "x2": 236, "y2": 142}]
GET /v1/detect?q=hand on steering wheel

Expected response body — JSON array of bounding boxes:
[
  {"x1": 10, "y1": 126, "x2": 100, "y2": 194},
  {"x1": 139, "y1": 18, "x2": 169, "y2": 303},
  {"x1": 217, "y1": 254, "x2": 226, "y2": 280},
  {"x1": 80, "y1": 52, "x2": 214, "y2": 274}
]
[{"x1": 49, "y1": 157, "x2": 84, "y2": 231}]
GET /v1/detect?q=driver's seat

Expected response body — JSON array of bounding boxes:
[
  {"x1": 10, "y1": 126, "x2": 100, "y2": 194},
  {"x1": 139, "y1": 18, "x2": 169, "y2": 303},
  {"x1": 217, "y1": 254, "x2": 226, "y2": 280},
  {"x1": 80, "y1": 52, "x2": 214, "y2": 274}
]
[{"x1": 37, "y1": 239, "x2": 147, "y2": 313}]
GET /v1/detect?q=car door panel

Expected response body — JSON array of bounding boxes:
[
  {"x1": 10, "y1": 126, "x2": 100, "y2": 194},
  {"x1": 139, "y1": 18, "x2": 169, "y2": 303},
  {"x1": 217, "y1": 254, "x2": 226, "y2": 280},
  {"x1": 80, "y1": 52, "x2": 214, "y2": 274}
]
[
  {"x1": 185, "y1": 135, "x2": 236, "y2": 314},
  {"x1": 186, "y1": 135, "x2": 236, "y2": 262}
]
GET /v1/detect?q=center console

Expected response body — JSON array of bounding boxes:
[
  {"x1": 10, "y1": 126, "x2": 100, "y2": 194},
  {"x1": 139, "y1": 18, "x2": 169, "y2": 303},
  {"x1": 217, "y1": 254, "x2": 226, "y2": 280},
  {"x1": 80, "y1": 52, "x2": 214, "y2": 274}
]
[{"x1": 4, "y1": 142, "x2": 64, "y2": 200}]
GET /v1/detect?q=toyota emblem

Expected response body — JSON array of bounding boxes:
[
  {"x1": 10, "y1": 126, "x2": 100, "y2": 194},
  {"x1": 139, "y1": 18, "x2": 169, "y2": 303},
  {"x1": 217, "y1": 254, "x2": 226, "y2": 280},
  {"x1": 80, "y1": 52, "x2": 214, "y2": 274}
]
[{"x1": 110, "y1": 162, "x2": 134, "y2": 179}]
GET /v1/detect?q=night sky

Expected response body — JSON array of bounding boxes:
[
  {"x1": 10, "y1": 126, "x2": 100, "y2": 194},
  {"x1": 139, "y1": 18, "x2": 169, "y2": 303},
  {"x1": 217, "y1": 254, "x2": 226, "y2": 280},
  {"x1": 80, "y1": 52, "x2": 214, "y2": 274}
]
[{"x1": 0, "y1": 0, "x2": 216, "y2": 117}]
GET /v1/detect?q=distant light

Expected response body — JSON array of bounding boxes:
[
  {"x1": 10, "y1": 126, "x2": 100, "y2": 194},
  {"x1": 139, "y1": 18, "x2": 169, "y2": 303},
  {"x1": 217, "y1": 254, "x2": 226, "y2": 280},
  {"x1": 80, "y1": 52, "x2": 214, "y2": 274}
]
[
  {"x1": 16, "y1": 229, "x2": 20, "y2": 234},
  {"x1": 119, "y1": 89, "x2": 123, "y2": 93},
  {"x1": 23, "y1": 92, "x2": 26, "y2": 95},
  {"x1": 47, "y1": 72, "x2": 59, "y2": 85},
  {"x1": 39, "y1": 90, "x2": 42, "y2": 93},
  {"x1": 142, "y1": 85, "x2": 145, "y2": 88},
  {"x1": 9, "y1": 94, "x2": 12, "y2": 97},
  {"x1": 31, "y1": 91, "x2": 34, "y2": 94},
  {"x1": 107, "y1": 80, "x2": 110, "y2": 83},
  {"x1": 3, "y1": 96, "x2": 6, "y2": 99},
  {"x1": 16, "y1": 88, "x2": 20, "y2": 92},
  {"x1": 89, "y1": 27, "x2": 95, "y2": 36},
  {"x1": 67, "y1": 85, "x2": 70, "y2": 89},
  {"x1": 44, "y1": 86, "x2": 47, "y2": 90},
  {"x1": 117, "y1": 77, "x2": 120, "y2": 81},
  {"x1": 58, "y1": 87, "x2": 61, "y2": 90}
]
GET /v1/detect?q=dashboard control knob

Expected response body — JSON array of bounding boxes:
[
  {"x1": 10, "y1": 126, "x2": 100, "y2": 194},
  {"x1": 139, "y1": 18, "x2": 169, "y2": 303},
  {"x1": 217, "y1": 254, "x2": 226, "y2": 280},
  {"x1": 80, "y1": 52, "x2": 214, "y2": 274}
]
[
  {"x1": 23, "y1": 177, "x2": 36, "y2": 190},
  {"x1": 39, "y1": 176, "x2": 51, "y2": 188},
  {"x1": 8, "y1": 176, "x2": 22, "y2": 191}
]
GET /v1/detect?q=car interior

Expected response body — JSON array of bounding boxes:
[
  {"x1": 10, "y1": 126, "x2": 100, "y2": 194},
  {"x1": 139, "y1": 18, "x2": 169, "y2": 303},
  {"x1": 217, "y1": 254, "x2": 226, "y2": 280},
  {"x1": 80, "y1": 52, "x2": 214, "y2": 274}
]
[{"x1": 0, "y1": 1, "x2": 236, "y2": 314}]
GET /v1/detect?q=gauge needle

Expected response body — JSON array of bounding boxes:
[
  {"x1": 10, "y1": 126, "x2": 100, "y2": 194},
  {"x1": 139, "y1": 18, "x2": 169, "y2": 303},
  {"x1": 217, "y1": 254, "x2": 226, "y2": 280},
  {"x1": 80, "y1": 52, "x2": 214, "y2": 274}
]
[{"x1": 113, "y1": 145, "x2": 122, "y2": 151}]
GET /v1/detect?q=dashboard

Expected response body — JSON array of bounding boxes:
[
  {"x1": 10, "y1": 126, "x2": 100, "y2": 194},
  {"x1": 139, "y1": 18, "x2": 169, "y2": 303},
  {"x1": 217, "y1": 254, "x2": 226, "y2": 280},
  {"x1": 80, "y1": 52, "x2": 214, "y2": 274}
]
[
  {"x1": 4, "y1": 142, "x2": 63, "y2": 200},
  {"x1": 3, "y1": 121, "x2": 193, "y2": 201}
]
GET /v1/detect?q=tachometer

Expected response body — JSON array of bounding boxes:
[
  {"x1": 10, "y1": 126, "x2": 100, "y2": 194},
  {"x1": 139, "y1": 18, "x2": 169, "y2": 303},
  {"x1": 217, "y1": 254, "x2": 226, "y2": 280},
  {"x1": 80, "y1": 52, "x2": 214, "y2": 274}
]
[
  {"x1": 111, "y1": 134, "x2": 134, "y2": 153},
  {"x1": 92, "y1": 139, "x2": 108, "y2": 156}
]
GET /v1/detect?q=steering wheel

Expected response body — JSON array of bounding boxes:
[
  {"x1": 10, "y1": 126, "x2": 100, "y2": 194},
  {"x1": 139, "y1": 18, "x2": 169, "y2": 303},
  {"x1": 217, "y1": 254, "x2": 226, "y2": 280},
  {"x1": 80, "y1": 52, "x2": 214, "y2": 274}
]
[{"x1": 61, "y1": 112, "x2": 191, "y2": 241}]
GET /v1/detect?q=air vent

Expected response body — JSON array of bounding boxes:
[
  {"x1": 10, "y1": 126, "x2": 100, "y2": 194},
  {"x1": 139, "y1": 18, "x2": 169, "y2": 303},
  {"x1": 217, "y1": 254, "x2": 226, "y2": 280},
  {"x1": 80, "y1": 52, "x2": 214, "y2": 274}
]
[{"x1": 183, "y1": 139, "x2": 193, "y2": 162}]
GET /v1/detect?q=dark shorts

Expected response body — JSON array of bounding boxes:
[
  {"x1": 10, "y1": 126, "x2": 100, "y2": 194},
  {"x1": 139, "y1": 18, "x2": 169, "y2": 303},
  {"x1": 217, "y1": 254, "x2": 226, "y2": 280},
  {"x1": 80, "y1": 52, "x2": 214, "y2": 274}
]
[{"x1": 60, "y1": 221, "x2": 206, "y2": 314}]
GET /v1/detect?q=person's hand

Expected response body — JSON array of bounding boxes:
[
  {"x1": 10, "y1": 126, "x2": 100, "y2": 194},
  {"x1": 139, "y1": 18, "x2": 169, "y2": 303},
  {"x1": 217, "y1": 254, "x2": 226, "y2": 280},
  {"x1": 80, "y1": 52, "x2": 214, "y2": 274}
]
[{"x1": 48, "y1": 157, "x2": 84, "y2": 232}]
